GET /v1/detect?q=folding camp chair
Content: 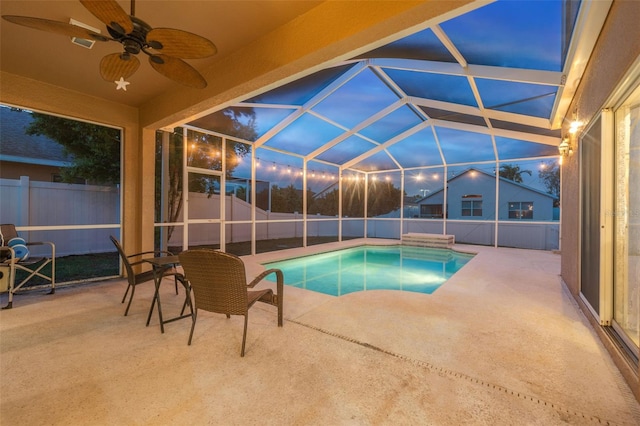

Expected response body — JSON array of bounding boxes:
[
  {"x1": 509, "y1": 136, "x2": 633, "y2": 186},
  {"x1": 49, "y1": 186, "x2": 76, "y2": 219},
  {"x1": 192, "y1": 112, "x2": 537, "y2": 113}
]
[{"x1": 0, "y1": 224, "x2": 55, "y2": 309}]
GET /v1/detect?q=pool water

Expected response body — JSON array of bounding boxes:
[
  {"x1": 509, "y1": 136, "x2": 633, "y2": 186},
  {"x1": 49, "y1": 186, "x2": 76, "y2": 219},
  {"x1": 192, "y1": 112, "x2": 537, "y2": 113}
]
[{"x1": 263, "y1": 245, "x2": 473, "y2": 296}]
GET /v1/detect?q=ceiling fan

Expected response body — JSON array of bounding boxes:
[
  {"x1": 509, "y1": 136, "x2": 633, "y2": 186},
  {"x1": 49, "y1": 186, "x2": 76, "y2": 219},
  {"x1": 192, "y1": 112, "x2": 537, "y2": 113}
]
[{"x1": 2, "y1": 0, "x2": 217, "y2": 89}]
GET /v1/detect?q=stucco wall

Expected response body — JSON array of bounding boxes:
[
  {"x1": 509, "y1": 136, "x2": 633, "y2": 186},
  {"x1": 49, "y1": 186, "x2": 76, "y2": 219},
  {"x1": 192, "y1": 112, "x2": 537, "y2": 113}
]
[
  {"x1": 560, "y1": 0, "x2": 640, "y2": 401},
  {"x1": 561, "y1": 2, "x2": 640, "y2": 293}
]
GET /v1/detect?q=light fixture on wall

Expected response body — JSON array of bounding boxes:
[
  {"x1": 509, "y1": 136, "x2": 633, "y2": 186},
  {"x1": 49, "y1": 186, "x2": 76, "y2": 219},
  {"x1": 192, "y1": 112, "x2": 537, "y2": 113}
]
[
  {"x1": 569, "y1": 119, "x2": 582, "y2": 134},
  {"x1": 558, "y1": 137, "x2": 572, "y2": 157}
]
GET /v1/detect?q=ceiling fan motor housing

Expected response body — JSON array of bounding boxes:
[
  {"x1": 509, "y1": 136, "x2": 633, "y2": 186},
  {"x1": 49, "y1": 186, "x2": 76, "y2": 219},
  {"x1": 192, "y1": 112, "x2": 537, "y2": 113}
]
[{"x1": 107, "y1": 16, "x2": 158, "y2": 55}]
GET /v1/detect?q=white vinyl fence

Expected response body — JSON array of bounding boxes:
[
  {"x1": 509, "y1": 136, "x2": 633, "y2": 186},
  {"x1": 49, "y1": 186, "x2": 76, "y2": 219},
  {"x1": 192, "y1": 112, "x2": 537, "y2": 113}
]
[
  {"x1": 0, "y1": 177, "x2": 119, "y2": 256},
  {"x1": 1, "y1": 177, "x2": 559, "y2": 256}
]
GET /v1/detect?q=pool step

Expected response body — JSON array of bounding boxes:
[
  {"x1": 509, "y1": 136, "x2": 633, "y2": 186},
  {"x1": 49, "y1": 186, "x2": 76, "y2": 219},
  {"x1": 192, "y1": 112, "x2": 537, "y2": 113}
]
[{"x1": 402, "y1": 233, "x2": 455, "y2": 249}]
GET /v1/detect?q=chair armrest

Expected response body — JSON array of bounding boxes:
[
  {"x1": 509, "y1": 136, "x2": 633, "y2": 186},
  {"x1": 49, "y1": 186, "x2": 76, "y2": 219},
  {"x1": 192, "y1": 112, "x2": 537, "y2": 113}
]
[
  {"x1": 248, "y1": 268, "x2": 283, "y2": 288},
  {"x1": 0, "y1": 246, "x2": 16, "y2": 261},
  {"x1": 250, "y1": 269, "x2": 283, "y2": 323},
  {"x1": 25, "y1": 241, "x2": 55, "y2": 247},
  {"x1": 2, "y1": 242, "x2": 55, "y2": 261},
  {"x1": 127, "y1": 250, "x2": 173, "y2": 260},
  {"x1": 25, "y1": 241, "x2": 55, "y2": 254},
  {"x1": 127, "y1": 250, "x2": 175, "y2": 267},
  {"x1": 249, "y1": 268, "x2": 283, "y2": 303}
]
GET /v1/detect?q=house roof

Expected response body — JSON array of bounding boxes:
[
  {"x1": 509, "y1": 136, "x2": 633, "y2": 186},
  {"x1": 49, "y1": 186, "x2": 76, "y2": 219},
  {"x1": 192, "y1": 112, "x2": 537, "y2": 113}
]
[{"x1": 0, "y1": 107, "x2": 72, "y2": 166}]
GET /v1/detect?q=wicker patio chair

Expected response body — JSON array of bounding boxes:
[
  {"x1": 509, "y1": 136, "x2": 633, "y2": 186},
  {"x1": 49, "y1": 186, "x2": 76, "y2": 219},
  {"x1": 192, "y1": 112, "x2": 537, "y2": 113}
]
[
  {"x1": 0, "y1": 224, "x2": 55, "y2": 309},
  {"x1": 178, "y1": 249, "x2": 283, "y2": 357},
  {"x1": 110, "y1": 235, "x2": 182, "y2": 316}
]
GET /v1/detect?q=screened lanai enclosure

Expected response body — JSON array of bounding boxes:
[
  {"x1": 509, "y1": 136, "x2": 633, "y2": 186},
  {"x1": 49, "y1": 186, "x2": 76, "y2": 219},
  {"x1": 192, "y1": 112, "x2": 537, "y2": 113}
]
[
  {"x1": 154, "y1": 0, "x2": 579, "y2": 255},
  {"x1": 1, "y1": 0, "x2": 587, "y2": 283}
]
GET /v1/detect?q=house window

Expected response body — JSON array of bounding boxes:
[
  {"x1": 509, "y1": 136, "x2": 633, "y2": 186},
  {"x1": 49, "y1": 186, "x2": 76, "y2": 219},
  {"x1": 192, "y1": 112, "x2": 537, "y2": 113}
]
[
  {"x1": 508, "y1": 202, "x2": 533, "y2": 219},
  {"x1": 420, "y1": 204, "x2": 443, "y2": 218},
  {"x1": 461, "y1": 195, "x2": 482, "y2": 217}
]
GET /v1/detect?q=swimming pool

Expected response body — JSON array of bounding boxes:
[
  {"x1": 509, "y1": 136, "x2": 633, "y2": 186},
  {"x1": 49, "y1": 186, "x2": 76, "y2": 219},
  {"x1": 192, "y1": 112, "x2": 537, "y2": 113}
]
[{"x1": 263, "y1": 245, "x2": 473, "y2": 296}]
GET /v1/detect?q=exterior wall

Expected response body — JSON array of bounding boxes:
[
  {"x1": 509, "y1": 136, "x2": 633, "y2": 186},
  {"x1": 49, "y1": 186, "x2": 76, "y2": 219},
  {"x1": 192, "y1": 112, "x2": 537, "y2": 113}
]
[
  {"x1": 561, "y1": 0, "x2": 640, "y2": 401},
  {"x1": 0, "y1": 162, "x2": 60, "y2": 182},
  {"x1": 419, "y1": 172, "x2": 555, "y2": 221}
]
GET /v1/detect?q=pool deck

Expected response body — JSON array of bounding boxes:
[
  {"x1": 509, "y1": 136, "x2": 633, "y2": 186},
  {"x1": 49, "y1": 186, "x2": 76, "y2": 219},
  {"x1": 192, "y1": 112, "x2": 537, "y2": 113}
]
[{"x1": 1, "y1": 239, "x2": 639, "y2": 425}]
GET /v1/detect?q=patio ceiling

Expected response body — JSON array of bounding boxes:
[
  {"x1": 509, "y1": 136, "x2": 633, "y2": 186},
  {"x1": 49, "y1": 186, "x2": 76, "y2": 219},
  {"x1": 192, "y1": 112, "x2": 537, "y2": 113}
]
[{"x1": 186, "y1": 0, "x2": 601, "y2": 174}]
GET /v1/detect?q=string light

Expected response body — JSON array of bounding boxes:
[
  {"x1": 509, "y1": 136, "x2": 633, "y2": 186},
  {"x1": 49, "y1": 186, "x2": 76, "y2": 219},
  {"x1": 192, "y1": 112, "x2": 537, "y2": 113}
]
[{"x1": 251, "y1": 158, "x2": 343, "y2": 181}]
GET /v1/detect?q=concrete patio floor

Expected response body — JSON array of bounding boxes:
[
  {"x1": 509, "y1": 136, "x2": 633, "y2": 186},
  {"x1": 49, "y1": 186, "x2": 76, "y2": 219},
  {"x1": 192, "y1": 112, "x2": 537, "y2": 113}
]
[{"x1": 1, "y1": 240, "x2": 639, "y2": 425}]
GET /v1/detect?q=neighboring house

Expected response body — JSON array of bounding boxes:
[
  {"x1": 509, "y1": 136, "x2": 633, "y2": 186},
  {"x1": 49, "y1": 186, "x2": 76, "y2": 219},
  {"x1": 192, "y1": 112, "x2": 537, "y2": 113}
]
[
  {"x1": 416, "y1": 168, "x2": 557, "y2": 221},
  {"x1": 0, "y1": 107, "x2": 73, "y2": 182}
]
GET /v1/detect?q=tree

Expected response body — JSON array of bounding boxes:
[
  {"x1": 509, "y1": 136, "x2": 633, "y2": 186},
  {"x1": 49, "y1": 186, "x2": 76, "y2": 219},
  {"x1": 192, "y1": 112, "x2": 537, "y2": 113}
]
[
  {"x1": 270, "y1": 184, "x2": 303, "y2": 213},
  {"x1": 308, "y1": 187, "x2": 339, "y2": 216},
  {"x1": 499, "y1": 164, "x2": 532, "y2": 183},
  {"x1": 25, "y1": 111, "x2": 120, "y2": 185},
  {"x1": 538, "y1": 161, "x2": 560, "y2": 204},
  {"x1": 367, "y1": 180, "x2": 403, "y2": 216},
  {"x1": 307, "y1": 179, "x2": 403, "y2": 217}
]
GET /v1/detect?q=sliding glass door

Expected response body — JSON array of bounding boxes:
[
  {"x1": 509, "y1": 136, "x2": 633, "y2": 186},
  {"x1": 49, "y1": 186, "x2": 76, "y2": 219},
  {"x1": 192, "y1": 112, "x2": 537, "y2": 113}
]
[
  {"x1": 613, "y1": 84, "x2": 640, "y2": 352},
  {"x1": 581, "y1": 117, "x2": 602, "y2": 312}
]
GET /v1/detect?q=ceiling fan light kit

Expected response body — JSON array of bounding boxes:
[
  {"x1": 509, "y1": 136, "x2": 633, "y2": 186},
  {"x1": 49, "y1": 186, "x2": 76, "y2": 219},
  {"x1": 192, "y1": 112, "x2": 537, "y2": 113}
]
[{"x1": 2, "y1": 0, "x2": 217, "y2": 89}]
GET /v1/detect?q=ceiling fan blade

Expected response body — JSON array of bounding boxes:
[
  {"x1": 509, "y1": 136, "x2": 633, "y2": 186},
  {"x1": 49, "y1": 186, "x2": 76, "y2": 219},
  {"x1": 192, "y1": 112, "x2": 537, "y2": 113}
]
[
  {"x1": 100, "y1": 53, "x2": 140, "y2": 81},
  {"x1": 148, "y1": 54, "x2": 207, "y2": 89},
  {"x1": 147, "y1": 28, "x2": 217, "y2": 59},
  {"x1": 80, "y1": 0, "x2": 133, "y2": 35},
  {"x1": 2, "y1": 15, "x2": 109, "y2": 41}
]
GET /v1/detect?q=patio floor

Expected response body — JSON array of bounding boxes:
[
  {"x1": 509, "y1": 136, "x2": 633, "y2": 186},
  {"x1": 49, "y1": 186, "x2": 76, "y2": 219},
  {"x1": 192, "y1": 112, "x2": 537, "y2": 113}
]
[{"x1": 1, "y1": 240, "x2": 639, "y2": 425}]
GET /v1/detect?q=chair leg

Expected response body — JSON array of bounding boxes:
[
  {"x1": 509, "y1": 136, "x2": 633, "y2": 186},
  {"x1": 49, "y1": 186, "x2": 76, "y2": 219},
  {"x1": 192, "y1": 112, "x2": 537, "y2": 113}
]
[
  {"x1": 241, "y1": 314, "x2": 248, "y2": 357},
  {"x1": 276, "y1": 295, "x2": 283, "y2": 327},
  {"x1": 121, "y1": 284, "x2": 131, "y2": 303},
  {"x1": 179, "y1": 278, "x2": 192, "y2": 316},
  {"x1": 188, "y1": 309, "x2": 198, "y2": 345},
  {"x1": 123, "y1": 285, "x2": 135, "y2": 316}
]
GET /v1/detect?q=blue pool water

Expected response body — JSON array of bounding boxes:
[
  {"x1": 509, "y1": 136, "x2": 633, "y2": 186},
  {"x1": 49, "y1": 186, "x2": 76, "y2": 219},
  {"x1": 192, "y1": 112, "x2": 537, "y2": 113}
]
[{"x1": 264, "y1": 245, "x2": 473, "y2": 296}]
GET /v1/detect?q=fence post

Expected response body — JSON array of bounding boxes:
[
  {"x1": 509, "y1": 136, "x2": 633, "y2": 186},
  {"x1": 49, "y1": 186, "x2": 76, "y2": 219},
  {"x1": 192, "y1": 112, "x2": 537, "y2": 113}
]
[{"x1": 19, "y1": 176, "x2": 30, "y2": 227}]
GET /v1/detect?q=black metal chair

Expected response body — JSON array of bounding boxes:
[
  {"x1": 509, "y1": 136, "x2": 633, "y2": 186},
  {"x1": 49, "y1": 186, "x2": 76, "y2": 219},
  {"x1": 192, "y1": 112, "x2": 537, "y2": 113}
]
[
  {"x1": 110, "y1": 235, "x2": 181, "y2": 316},
  {"x1": 0, "y1": 224, "x2": 55, "y2": 309}
]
